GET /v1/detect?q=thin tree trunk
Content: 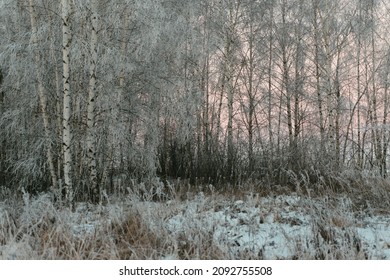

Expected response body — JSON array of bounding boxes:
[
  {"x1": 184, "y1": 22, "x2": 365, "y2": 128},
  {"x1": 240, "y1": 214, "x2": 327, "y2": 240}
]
[
  {"x1": 312, "y1": 0, "x2": 325, "y2": 157},
  {"x1": 28, "y1": 0, "x2": 58, "y2": 190},
  {"x1": 0, "y1": 68, "x2": 3, "y2": 113},
  {"x1": 382, "y1": 54, "x2": 390, "y2": 177},
  {"x1": 62, "y1": 0, "x2": 73, "y2": 204},
  {"x1": 116, "y1": 8, "x2": 129, "y2": 181},
  {"x1": 0, "y1": 68, "x2": 4, "y2": 185},
  {"x1": 247, "y1": 21, "x2": 255, "y2": 173},
  {"x1": 267, "y1": 2, "x2": 274, "y2": 179},
  {"x1": 281, "y1": 0, "x2": 293, "y2": 159},
  {"x1": 320, "y1": 0, "x2": 337, "y2": 168},
  {"x1": 87, "y1": 0, "x2": 99, "y2": 202},
  {"x1": 203, "y1": 55, "x2": 210, "y2": 156},
  {"x1": 335, "y1": 59, "x2": 341, "y2": 168},
  {"x1": 226, "y1": 37, "x2": 234, "y2": 178},
  {"x1": 293, "y1": 0, "x2": 304, "y2": 161},
  {"x1": 356, "y1": 4, "x2": 363, "y2": 168},
  {"x1": 369, "y1": 2, "x2": 382, "y2": 175},
  {"x1": 51, "y1": 40, "x2": 63, "y2": 179},
  {"x1": 202, "y1": 4, "x2": 211, "y2": 164}
]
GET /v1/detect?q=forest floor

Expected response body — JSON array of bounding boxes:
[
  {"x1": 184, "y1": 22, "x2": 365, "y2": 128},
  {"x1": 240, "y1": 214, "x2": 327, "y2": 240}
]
[{"x1": 1, "y1": 179, "x2": 390, "y2": 260}]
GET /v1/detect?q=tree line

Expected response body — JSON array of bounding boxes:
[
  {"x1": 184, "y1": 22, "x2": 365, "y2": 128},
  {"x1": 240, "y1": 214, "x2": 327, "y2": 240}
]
[{"x1": 1, "y1": 0, "x2": 390, "y2": 203}]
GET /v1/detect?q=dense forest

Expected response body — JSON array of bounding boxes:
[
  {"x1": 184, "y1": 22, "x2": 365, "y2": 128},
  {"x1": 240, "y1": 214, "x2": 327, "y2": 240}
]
[{"x1": 1, "y1": 0, "x2": 390, "y2": 204}]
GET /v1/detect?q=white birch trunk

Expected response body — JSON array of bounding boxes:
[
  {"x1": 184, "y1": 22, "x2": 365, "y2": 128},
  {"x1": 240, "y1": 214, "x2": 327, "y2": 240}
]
[
  {"x1": 87, "y1": 0, "x2": 99, "y2": 202},
  {"x1": 62, "y1": 0, "x2": 73, "y2": 203}
]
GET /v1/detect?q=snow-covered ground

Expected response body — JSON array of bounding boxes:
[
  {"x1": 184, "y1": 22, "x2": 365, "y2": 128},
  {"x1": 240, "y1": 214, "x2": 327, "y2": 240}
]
[
  {"x1": 1, "y1": 190, "x2": 390, "y2": 259},
  {"x1": 116, "y1": 190, "x2": 390, "y2": 259},
  {"x1": 146, "y1": 192, "x2": 390, "y2": 259}
]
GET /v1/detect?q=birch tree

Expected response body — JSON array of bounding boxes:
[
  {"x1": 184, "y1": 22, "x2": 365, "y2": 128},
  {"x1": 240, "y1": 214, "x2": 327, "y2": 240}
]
[
  {"x1": 86, "y1": 0, "x2": 99, "y2": 202},
  {"x1": 62, "y1": 0, "x2": 73, "y2": 203},
  {"x1": 27, "y1": 0, "x2": 58, "y2": 191}
]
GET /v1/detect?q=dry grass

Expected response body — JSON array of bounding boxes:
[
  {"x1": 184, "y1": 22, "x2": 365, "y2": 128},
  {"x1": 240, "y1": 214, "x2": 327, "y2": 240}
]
[
  {"x1": 109, "y1": 211, "x2": 171, "y2": 259},
  {"x1": 0, "y1": 172, "x2": 389, "y2": 260},
  {"x1": 0, "y1": 193, "x2": 170, "y2": 259}
]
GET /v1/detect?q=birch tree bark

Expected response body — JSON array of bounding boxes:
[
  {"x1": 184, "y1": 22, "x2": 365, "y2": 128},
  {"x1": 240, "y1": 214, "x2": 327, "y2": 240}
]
[
  {"x1": 86, "y1": 0, "x2": 99, "y2": 202},
  {"x1": 62, "y1": 0, "x2": 73, "y2": 203}
]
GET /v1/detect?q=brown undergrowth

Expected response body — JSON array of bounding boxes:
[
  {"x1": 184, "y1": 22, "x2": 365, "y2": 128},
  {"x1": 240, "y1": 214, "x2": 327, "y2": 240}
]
[{"x1": 1, "y1": 172, "x2": 390, "y2": 259}]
